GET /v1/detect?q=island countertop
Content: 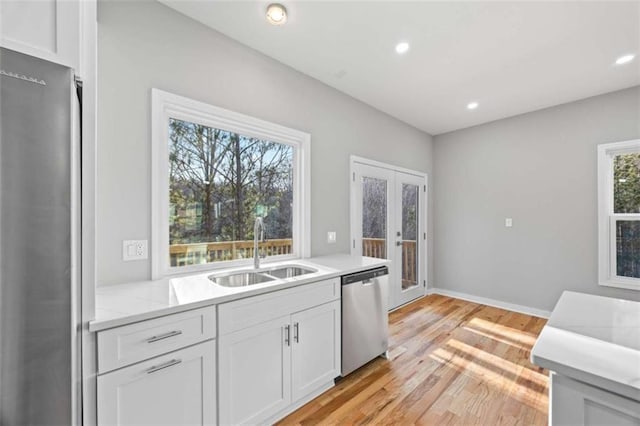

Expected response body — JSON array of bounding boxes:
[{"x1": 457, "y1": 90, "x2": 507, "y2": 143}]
[
  {"x1": 530, "y1": 291, "x2": 640, "y2": 401},
  {"x1": 90, "y1": 254, "x2": 390, "y2": 332}
]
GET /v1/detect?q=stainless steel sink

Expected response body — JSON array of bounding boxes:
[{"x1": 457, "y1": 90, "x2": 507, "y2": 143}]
[
  {"x1": 209, "y1": 271, "x2": 275, "y2": 287},
  {"x1": 266, "y1": 265, "x2": 317, "y2": 279},
  {"x1": 209, "y1": 264, "x2": 317, "y2": 287}
]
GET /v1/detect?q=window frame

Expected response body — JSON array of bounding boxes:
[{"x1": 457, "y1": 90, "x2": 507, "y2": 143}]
[
  {"x1": 597, "y1": 139, "x2": 640, "y2": 290},
  {"x1": 151, "y1": 89, "x2": 310, "y2": 279}
]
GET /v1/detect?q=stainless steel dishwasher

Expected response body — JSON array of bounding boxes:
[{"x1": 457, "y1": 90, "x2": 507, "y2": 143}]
[{"x1": 341, "y1": 266, "x2": 390, "y2": 376}]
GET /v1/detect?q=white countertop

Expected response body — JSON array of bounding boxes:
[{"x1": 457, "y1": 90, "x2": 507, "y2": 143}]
[
  {"x1": 531, "y1": 291, "x2": 640, "y2": 401},
  {"x1": 90, "y1": 254, "x2": 390, "y2": 332}
]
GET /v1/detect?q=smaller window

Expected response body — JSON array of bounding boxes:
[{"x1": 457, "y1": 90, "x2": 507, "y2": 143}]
[{"x1": 598, "y1": 139, "x2": 640, "y2": 290}]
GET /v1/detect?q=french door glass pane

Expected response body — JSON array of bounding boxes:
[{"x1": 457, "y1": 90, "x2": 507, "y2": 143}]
[
  {"x1": 362, "y1": 177, "x2": 387, "y2": 259},
  {"x1": 402, "y1": 184, "x2": 419, "y2": 290},
  {"x1": 616, "y1": 220, "x2": 640, "y2": 278},
  {"x1": 613, "y1": 152, "x2": 640, "y2": 214}
]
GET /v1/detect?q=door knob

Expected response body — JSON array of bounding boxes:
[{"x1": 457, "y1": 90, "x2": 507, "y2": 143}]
[{"x1": 396, "y1": 241, "x2": 402, "y2": 246}]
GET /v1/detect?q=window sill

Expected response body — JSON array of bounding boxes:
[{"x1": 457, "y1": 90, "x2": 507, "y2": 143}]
[{"x1": 598, "y1": 279, "x2": 640, "y2": 291}]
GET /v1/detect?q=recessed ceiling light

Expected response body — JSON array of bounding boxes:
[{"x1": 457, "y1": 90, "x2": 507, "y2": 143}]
[
  {"x1": 615, "y1": 54, "x2": 635, "y2": 65},
  {"x1": 467, "y1": 102, "x2": 479, "y2": 110},
  {"x1": 395, "y1": 42, "x2": 410, "y2": 54},
  {"x1": 266, "y1": 3, "x2": 287, "y2": 26}
]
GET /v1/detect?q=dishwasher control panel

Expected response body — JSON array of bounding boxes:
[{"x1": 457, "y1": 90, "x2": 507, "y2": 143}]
[{"x1": 341, "y1": 266, "x2": 389, "y2": 285}]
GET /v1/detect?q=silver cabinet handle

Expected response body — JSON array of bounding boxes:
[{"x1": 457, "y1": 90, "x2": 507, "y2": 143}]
[
  {"x1": 146, "y1": 359, "x2": 182, "y2": 374},
  {"x1": 284, "y1": 325, "x2": 290, "y2": 346},
  {"x1": 146, "y1": 330, "x2": 182, "y2": 343},
  {"x1": 294, "y1": 322, "x2": 299, "y2": 343}
]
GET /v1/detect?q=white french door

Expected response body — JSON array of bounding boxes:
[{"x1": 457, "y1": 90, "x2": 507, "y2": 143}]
[{"x1": 350, "y1": 158, "x2": 427, "y2": 310}]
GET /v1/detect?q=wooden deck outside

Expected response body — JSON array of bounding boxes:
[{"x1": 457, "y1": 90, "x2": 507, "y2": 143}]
[
  {"x1": 278, "y1": 294, "x2": 549, "y2": 425},
  {"x1": 362, "y1": 238, "x2": 417, "y2": 286}
]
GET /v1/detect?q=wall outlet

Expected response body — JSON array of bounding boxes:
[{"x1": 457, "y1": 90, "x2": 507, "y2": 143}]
[
  {"x1": 327, "y1": 231, "x2": 337, "y2": 244},
  {"x1": 123, "y1": 240, "x2": 148, "y2": 261},
  {"x1": 505, "y1": 218, "x2": 513, "y2": 228}
]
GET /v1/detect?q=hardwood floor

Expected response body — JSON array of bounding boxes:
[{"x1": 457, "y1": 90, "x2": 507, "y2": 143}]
[{"x1": 278, "y1": 294, "x2": 549, "y2": 425}]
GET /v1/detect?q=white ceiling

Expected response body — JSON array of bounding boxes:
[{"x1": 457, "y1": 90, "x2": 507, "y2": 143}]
[{"x1": 160, "y1": 1, "x2": 640, "y2": 135}]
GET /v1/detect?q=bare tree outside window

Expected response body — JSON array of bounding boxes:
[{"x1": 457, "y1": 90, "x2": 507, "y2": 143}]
[
  {"x1": 168, "y1": 118, "x2": 294, "y2": 266},
  {"x1": 401, "y1": 184, "x2": 418, "y2": 289},
  {"x1": 362, "y1": 177, "x2": 387, "y2": 259}
]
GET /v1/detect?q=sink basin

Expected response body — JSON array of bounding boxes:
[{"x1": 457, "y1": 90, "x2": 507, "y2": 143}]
[
  {"x1": 267, "y1": 266, "x2": 317, "y2": 279},
  {"x1": 209, "y1": 271, "x2": 274, "y2": 287},
  {"x1": 209, "y1": 264, "x2": 317, "y2": 287}
]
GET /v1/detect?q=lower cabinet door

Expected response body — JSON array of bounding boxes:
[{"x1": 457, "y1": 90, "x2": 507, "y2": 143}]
[
  {"x1": 551, "y1": 373, "x2": 640, "y2": 426},
  {"x1": 291, "y1": 301, "x2": 341, "y2": 402},
  {"x1": 218, "y1": 315, "x2": 292, "y2": 425},
  {"x1": 97, "y1": 340, "x2": 216, "y2": 426}
]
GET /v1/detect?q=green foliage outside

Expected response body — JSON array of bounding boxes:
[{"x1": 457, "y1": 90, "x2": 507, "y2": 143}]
[
  {"x1": 613, "y1": 152, "x2": 640, "y2": 278},
  {"x1": 169, "y1": 118, "x2": 293, "y2": 249},
  {"x1": 614, "y1": 152, "x2": 640, "y2": 213}
]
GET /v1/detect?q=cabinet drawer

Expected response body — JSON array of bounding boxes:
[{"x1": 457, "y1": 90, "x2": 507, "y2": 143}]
[
  {"x1": 219, "y1": 278, "x2": 340, "y2": 335},
  {"x1": 98, "y1": 306, "x2": 216, "y2": 373}
]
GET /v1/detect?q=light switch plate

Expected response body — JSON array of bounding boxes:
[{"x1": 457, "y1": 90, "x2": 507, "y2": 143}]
[
  {"x1": 327, "y1": 231, "x2": 337, "y2": 244},
  {"x1": 123, "y1": 240, "x2": 148, "y2": 261},
  {"x1": 505, "y1": 218, "x2": 513, "y2": 228}
]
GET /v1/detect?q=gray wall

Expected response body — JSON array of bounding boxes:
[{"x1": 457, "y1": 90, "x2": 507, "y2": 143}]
[
  {"x1": 434, "y1": 87, "x2": 640, "y2": 312},
  {"x1": 97, "y1": 0, "x2": 434, "y2": 285}
]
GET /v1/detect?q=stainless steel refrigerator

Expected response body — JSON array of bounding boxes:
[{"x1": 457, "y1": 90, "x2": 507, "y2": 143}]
[{"x1": 0, "y1": 47, "x2": 81, "y2": 425}]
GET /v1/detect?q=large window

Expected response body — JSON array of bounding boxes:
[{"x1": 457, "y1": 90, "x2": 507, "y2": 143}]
[
  {"x1": 598, "y1": 139, "x2": 640, "y2": 290},
  {"x1": 152, "y1": 90, "x2": 310, "y2": 277}
]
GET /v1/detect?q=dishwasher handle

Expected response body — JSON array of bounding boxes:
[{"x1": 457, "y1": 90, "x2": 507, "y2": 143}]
[{"x1": 341, "y1": 266, "x2": 388, "y2": 285}]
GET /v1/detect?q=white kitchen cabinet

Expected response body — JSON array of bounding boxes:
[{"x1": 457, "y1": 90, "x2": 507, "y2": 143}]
[
  {"x1": 97, "y1": 340, "x2": 216, "y2": 426},
  {"x1": 0, "y1": 0, "x2": 82, "y2": 70},
  {"x1": 218, "y1": 301, "x2": 341, "y2": 425},
  {"x1": 96, "y1": 306, "x2": 217, "y2": 426},
  {"x1": 218, "y1": 315, "x2": 292, "y2": 425},
  {"x1": 218, "y1": 278, "x2": 341, "y2": 425},
  {"x1": 291, "y1": 301, "x2": 341, "y2": 402},
  {"x1": 550, "y1": 373, "x2": 640, "y2": 426}
]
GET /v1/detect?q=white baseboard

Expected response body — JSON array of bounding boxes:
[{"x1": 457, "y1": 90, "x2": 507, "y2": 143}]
[{"x1": 428, "y1": 287, "x2": 551, "y2": 319}]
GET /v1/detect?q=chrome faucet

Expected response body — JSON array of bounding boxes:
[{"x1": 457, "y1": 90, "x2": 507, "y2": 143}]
[{"x1": 254, "y1": 217, "x2": 265, "y2": 269}]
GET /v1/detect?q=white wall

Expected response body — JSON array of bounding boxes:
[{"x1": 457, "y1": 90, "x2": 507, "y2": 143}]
[
  {"x1": 97, "y1": 0, "x2": 434, "y2": 285},
  {"x1": 434, "y1": 87, "x2": 640, "y2": 312}
]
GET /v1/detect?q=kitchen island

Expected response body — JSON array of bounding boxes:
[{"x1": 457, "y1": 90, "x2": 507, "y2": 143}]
[{"x1": 531, "y1": 291, "x2": 640, "y2": 425}]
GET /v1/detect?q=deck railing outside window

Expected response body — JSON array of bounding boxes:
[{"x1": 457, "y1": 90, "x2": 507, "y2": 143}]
[
  {"x1": 170, "y1": 237, "x2": 418, "y2": 283},
  {"x1": 170, "y1": 239, "x2": 293, "y2": 266}
]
